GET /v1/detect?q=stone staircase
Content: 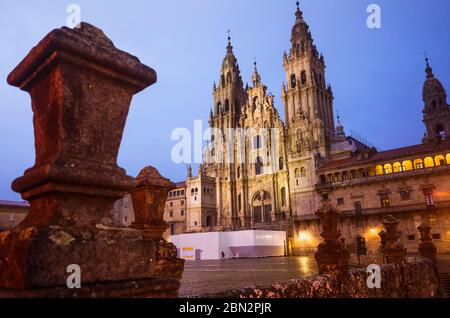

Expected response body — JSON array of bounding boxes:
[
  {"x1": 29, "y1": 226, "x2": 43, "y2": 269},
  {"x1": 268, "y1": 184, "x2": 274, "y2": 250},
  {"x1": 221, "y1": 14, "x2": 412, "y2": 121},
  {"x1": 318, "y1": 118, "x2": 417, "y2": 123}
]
[{"x1": 439, "y1": 272, "x2": 450, "y2": 298}]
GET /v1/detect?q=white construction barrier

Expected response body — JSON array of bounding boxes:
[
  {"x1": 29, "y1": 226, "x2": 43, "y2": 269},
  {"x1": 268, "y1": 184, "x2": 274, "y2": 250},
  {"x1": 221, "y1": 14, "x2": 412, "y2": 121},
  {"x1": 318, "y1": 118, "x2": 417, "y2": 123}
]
[{"x1": 170, "y1": 230, "x2": 287, "y2": 260}]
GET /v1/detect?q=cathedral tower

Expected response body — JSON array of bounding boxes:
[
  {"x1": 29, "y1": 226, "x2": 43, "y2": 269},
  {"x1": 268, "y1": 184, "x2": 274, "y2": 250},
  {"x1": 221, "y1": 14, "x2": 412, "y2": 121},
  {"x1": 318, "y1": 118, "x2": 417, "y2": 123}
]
[
  {"x1": 422, "y1": 58, "x2": 450, "y2": 142},
  {"x1": 211, "y1": 34, "x2": 246, "y2": 132},
  {"x1": 282, "y1": 2, "x2": 335, "y2": 219},
  {"x1": 282, "y1": 2, "x2": 334, "y2": 159}
]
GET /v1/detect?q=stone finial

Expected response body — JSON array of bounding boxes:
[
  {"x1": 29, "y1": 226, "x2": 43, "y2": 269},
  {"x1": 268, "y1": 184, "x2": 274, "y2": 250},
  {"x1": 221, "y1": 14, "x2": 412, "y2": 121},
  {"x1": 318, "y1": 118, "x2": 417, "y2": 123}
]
[
  {"x1": 380, "y1": 215, "x2": 407, "y2": 264},
  {"x1": 129, "y1": 166, "x2": 175, "y2": 239},
  {"x1": 314, "y1": 201, "x2": 350, "y2": 275},
  {"x1": 0, "y1": 23, "x2": 183, "y2": 297},
  {"x1": 417, "y1": 222, "x2": 437, "y2": 262}
]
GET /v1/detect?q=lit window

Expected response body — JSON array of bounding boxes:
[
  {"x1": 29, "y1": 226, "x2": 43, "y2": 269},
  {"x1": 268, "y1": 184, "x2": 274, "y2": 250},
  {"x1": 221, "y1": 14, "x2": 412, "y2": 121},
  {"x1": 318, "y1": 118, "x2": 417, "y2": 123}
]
[
  {"x1": 380, "y1": 193, "x2": 390, "y2": 208},
  {"x1": 423, "y1": 188, "x2": 435, "y2": 207}
]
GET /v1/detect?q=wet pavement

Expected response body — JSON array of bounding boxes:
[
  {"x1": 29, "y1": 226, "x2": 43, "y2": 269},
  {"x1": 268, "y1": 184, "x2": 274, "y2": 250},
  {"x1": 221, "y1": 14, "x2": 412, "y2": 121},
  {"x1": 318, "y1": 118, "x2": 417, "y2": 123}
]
[
  {"x1": 179, "y1": 254, "x2": 450, "y2": 297},
  {"x1": 179, "y1": 256, "x2": 317, "y2": 297}
]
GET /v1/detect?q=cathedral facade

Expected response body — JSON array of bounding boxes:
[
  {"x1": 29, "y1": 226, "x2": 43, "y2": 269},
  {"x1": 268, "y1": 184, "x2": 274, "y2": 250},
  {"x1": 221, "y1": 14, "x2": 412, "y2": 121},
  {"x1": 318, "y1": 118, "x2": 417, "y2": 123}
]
[{"x1": 161, "y1": 4, "x2": 450, "y2": 254}]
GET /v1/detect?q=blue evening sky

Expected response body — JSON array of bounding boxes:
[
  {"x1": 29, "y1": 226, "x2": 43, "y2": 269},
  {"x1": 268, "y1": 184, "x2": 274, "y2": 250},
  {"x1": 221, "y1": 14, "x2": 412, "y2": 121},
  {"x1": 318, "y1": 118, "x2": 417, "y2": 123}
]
[{"x1": 0, "y1": 0, "x2": 449, "y2": 200}]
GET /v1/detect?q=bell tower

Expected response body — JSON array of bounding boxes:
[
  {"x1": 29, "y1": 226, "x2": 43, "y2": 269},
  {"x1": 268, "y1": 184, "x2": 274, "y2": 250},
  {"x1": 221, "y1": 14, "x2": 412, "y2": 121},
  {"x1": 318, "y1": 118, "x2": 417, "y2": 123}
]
[
  {"x1": 422, "y1": 58, "x2": 450, "y2": 143},
  {"x1": 212, "y1": 32, "x2": 246, "y2": 132},
  {"x1": 282, "y1": 2, "x2": 334, "y2": 159}
]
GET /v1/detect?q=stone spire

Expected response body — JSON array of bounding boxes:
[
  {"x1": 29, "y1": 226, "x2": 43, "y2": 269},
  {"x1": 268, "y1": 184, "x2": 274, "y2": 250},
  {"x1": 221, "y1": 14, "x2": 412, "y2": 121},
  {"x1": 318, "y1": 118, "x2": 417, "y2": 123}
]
[
  {"x1": 211, "y1": 30, "x2": 245, "y2": 127},
  {"x1": 335, "y1": 113, "x2": 345, "y2": 136},
  {"x1": 252, "y1": 59, "x2": 261, "y2": 87}
]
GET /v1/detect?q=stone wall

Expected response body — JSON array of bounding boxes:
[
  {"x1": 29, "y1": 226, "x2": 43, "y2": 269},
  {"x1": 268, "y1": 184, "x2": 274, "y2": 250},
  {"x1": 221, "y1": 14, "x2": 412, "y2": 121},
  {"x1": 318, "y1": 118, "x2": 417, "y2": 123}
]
[{"x1": 197, "y1": 259, "x2": 442, "y2": 298}]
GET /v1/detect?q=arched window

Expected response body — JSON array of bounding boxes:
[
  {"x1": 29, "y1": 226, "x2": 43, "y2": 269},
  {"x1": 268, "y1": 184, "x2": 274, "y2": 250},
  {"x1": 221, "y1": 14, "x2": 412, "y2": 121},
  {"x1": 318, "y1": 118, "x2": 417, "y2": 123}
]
[
  {"x1": 237, "y1": 166, "x2": 241, "y2": 178},
  {"x1": 281, "y1": 187, "x2": 287, "y2": 207},
  {"x1": 435, "y1": 155, "x2": 446, "y2": 166},
  {"x1": 327, "y1": 174, "x2": 333, "y2": 182},
  {"x1": 290, "y1": 74, "x2": 297, "y2": 88},
  {"x1": 253, "y1": 96, "x2": 258, "y2": 107},
  {"x1": 384, "y1": 164, "x2": 393, "y2": 174},
  {"x1": 255, "y1": 157, "x2": 264, "y2": 175},
  {"x1": 375, "y1": 165, "x2": 384, "y2": 175},
  {"x1": 424, "y1": 157, "x2": 434, "y2": 168},
  {"x1": 254, "y1": 135, "x2": 262, "y2": 149},
  {"x1": 217, "y1": 101, "x2": 221, "y2": 113},
  {"x1": 320, "y1": 175, "x2": 327, "y2": 184},
  {"x1": 238, "y1": 194, "x2": 242, "y2": 211},
  {"x1": 279, "y1": 157, "x2": 284, "y2": 170},
  {"x1": 224, "y1": 99, "x2": 230, "y2": 112},
  {"x1": 393, "y1": 162, "x2": 402, "y2": 173},
  {"x1": 301, "y1": 70, "x2": 307, "y2": 85},
  {"x1": 301, "y1": 167, "x2": 307, "y2": 177},
  {"x1": 432, "y1": 100, "x2": 437, "y2": 108},
  {"x1": 350, "y1": 170, "x2": 358, "y2": 179},
  {"x1": 252, "y1": 191, "x2": 272, "y2": 224},
  {"x1": 221, "y1": 74, "x2": 225, "y2": 86},
  {"x1": 414, "y1": 159, "x2": 424, "y2": 169},
  {"x1": 402, "y1": 160, "x2": 413, "y2": 171},
  {"x1": 436, "y1": 124, "x2": 446, "y2": 140},
  {"x1": 295, "y1": 169, "x2": 301, "y2": 186}
]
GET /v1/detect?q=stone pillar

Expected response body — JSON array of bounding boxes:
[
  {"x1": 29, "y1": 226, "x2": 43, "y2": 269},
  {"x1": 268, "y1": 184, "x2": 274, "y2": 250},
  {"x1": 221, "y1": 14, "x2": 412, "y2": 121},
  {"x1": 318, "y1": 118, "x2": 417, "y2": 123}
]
[
  {"x1": 129, "y1": 166, "x2": 184, "y2": 279},
  {"x1": 314, "y1": 200, "x2": 350, "y2": 275},
  {"x1": 417, "y1": 222, "x2": 437, "y2": 263},
  {"x1": 380, "y1": 215, "x2": 407, "y2": 264},
  {"x1": 378, "y1": 230, "x2": 387, "y2": 263},
  {"x1": 0, "y1": 23, "x2": 183, "y2": 297}
]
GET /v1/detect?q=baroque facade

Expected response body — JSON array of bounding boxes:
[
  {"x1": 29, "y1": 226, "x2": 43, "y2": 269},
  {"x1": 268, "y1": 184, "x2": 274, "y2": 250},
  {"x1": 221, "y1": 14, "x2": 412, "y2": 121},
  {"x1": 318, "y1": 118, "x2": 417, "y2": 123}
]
[{"x1": 148, "y1": 4, "x2": 450, "y2": 253}]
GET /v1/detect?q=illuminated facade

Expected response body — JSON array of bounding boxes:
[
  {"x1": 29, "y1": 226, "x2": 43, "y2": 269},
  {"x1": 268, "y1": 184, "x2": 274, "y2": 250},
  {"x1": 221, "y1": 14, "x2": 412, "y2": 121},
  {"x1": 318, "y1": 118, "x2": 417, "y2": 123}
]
[
  {"x1": 113, "y1": 4, "x2": 450, "y2": 253},
  {"x1": 173, "y1": 4, "x2": 450, "y2": 254}
]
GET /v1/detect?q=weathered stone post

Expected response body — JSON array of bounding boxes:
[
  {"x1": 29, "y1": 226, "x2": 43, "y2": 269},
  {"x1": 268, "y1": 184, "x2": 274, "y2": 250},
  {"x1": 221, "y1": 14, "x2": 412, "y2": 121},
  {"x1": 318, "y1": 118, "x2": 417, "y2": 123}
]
[
  {"x1": 0, "y1": 23, "x2": 183, "y2": 297},
  {"x1": 417, "y1": 222, "x2": 437, "y2": 262},
  {"x1": 380, "y1": 215, "x2": 406, "y2": 264},
  {"x1": 315, "y1": 200, "x2": 350, "y2": 275},
  {"x1": 129, "y1": 166, "x2": 184, "y2": 279}
]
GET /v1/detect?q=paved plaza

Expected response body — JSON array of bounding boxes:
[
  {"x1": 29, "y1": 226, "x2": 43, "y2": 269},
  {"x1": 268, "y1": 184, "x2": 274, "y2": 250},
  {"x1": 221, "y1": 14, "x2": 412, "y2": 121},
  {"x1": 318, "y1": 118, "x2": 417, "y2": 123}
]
[{"x1": 179, "y1": 255, "x2": 450, "y2": 297}]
